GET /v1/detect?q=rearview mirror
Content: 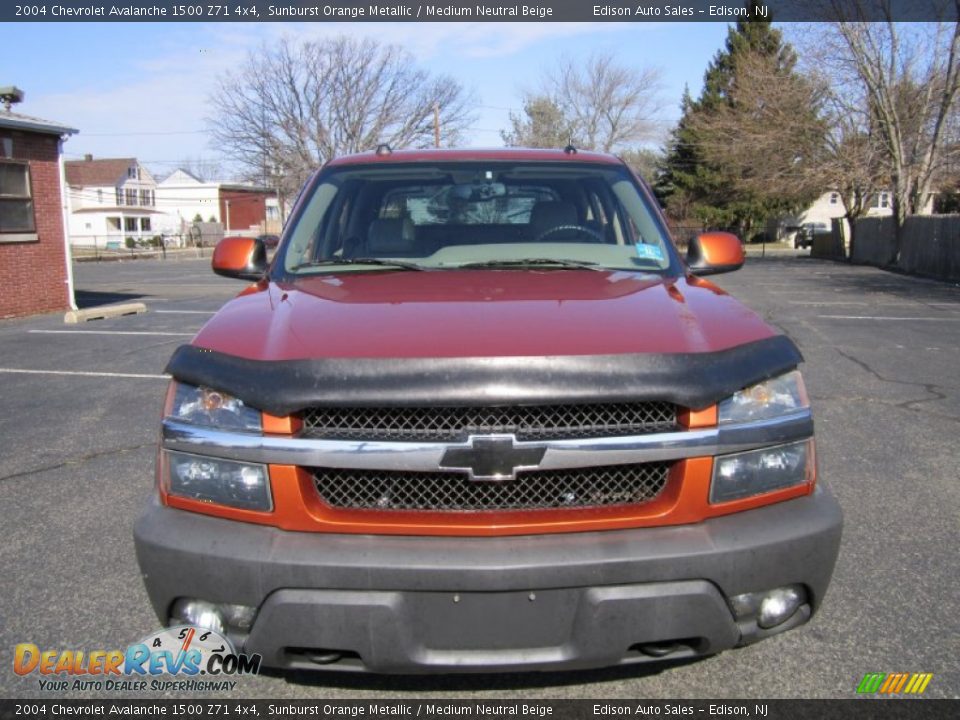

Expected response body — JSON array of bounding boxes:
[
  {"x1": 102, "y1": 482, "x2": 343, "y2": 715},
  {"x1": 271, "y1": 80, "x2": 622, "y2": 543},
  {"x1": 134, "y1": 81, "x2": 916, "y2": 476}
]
[
  {"x1": 686, "y1": 232, "x2": 745, "y2": 276},
  {"x1": 451, "y1": 182, "x2": 506, "y2": 201},
  {"x1": 212, "y1": 236, "x2": 267, "y2": 281}
]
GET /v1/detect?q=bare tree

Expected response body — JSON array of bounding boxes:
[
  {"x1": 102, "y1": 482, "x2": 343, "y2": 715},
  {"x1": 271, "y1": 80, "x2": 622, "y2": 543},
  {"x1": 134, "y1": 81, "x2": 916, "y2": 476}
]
[
  {"x1": 817, "y1": 6, "x2": 960, "y2": 261},
  {"x1": 208, "y1": 36, "x2": 476, "y2": 202},
  {"x1": 513, "y1": 53, "x2": 662, "y2": 153},
  {"x1": 817, "y1": 91, "x2": 890, "y2": 256},
  {"x1": 176, "y1": 156, "x2": 225, "y2": 183},
  {"x1": 619, "y1": 148, "x2": 662, "y2": 184},
  {"x1": 687, "y1": 51, "x2": 828, "y2": 211}
]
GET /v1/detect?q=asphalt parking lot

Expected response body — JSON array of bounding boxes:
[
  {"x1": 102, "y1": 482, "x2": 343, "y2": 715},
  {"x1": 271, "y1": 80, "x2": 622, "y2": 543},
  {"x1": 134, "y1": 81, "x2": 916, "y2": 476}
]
[{"x1": 1, "y1": 255, "x2": 958, "y2": 700}]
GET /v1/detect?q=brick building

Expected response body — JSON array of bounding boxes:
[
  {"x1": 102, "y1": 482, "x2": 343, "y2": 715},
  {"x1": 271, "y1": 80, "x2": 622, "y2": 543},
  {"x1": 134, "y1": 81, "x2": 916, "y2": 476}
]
[{"x1": 0, "y1": 102, "x2": 78, "y2": 319}]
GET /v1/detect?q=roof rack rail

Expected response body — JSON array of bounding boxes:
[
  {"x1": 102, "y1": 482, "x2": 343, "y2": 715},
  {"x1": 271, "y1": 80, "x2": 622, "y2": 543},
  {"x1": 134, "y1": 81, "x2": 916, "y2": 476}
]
[{"x1": 375, "y1": 143, "x2": 393, "y2": 156}]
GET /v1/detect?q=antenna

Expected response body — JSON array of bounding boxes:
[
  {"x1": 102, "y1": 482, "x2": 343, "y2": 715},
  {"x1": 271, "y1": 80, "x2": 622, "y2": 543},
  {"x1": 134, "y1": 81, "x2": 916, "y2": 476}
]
[{"x1": 375, "y1": 143, "x2": 393, "y2": 156}]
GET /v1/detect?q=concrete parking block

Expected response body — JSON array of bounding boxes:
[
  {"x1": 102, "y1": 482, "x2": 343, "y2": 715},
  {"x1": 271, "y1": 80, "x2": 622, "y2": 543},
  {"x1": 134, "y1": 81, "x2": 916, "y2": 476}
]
[{"x1": 64, "y1": 302, "x2": 148, "y2": 324}]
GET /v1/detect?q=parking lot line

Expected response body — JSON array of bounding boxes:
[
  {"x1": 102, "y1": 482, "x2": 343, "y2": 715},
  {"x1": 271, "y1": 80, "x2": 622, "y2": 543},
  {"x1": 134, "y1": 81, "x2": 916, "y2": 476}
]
[
  {"x1": 816, "y1": 315, "x2": 960, "y2": 321},
  {"x1": 28, "y1": 330, "x2": 195, "y2": 336},
  {"x1": 0, "y1": 367, "x2": 168, "y2": 379},
  {"x1": 153, "y1": 310, "x2": 217, "y2": 315}
]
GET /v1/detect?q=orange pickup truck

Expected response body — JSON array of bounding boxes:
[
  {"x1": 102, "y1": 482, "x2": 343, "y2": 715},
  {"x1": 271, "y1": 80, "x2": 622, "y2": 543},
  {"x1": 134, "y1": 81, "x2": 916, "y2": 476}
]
[{"x1": 135, "y1": 148, "x2": 842, "y2": 673}]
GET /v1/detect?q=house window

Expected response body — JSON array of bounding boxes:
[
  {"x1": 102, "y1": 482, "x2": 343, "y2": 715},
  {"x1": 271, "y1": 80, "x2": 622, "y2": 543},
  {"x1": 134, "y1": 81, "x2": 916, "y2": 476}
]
[
  {"x1": 829, "y1": 192, "x2": 839, "y2": 205},
  {"x1": 0, "y1": 161, "x2": 36, "y2": 241},
  {"x1": 126, "y1": 188, "x2": 137, "y2": 206},
  {"x1": 140, "y1": 218, "x2": 151, "y2": 231},
  {"x1": 107, "y1": 217, "x2": 121, "y2": 231},
  {"x1": 128, "y1": 166, "x2": 139, "y2": 180},
  {"x1": 125, "y1": 217, "x2": 137, "y2": 232},
  {"x1": 116, "y1": 188, "x2": 123, "y2": 206},
  {"x1": 880, "y1": 193, "x2": 889, "y2": 209},
  {"x1": 97, "y1": 189, "x2": 103, "y2": 204},
  {"x1": 140, "y1": 189, "x2": 154, "y2": 206}
]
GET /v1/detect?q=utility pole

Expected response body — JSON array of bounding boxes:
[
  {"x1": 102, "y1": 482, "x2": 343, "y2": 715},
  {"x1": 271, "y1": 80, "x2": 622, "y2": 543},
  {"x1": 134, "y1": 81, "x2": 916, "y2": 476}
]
[{"x1": 433, "y1": 103, "x2": 441, "y2": 148}]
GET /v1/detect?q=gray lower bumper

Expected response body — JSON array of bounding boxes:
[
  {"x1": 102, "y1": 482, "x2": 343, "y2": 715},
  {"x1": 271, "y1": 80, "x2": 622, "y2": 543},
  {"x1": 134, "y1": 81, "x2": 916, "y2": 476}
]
[{"x1": 133, "y1": 488, "x2": 842, "y2": 673}]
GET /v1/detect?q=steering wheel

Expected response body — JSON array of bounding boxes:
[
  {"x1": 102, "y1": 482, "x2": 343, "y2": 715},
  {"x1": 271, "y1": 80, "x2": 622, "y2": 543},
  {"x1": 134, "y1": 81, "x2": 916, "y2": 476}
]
[{"x1": 534, "y1": 224, "x2": 605, "y2": 243}]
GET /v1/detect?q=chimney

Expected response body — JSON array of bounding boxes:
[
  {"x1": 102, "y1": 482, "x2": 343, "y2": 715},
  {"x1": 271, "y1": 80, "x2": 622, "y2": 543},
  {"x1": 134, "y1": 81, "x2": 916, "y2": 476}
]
[{"x1": 84, "y1": 153, "x2": 93, "y2": 162}]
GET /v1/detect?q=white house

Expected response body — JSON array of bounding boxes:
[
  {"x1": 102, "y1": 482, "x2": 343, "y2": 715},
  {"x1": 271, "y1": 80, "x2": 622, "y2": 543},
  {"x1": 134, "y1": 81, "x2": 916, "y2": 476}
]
[
  {"x1": 771, "y1": 189, "x2": 936, "y2": 246},
  {"x1": 64, "y1": 155, "x2": 160, "y2": 248},
  {"x1": 154, "y1": 168, "x2": 221, "y2": 233},
  {"x1": 155, "y1": 169, "x2": 279, "y2": 236}
]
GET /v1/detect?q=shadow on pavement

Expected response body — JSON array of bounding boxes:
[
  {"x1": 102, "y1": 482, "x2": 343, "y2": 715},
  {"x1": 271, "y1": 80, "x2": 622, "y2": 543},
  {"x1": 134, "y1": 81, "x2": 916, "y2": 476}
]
[{"x1": 74, "y1": 289, "x2": 148, "y2": 309}]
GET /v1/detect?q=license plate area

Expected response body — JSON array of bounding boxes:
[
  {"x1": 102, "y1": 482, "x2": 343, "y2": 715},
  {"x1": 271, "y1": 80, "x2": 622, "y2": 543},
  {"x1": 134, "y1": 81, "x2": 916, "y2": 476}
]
[{"x1": 404, "y1": 589, "x2": 580, "y2": 651}]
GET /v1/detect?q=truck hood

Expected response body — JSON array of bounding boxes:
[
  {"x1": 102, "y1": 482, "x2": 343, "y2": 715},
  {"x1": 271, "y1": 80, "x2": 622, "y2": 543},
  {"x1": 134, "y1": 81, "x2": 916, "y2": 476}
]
[{"x1": 191, "y1": 269, "x2": 778, "y2": 360}]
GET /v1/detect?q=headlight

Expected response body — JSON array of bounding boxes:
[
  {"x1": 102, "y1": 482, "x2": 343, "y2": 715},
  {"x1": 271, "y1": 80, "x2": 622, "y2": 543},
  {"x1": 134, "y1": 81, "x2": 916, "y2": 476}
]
[
  {"x1": 718, "y1": 370, "x2": 808, "y2": 424},
  {"x1": 164, "y1": 450, "x2": 272, "y2": 511},
  {"x1": 168, "y1": 382, "x2": 261, "y2": 431},
  {"x1": 711, "y1": 439, "x2": 814, "y2": 503}
]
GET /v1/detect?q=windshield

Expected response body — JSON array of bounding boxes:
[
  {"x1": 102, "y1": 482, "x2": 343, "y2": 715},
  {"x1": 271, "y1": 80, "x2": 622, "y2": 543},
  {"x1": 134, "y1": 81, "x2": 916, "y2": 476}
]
[{"x1": 279, "y1": 161, "x2": 677, "y2": 276}]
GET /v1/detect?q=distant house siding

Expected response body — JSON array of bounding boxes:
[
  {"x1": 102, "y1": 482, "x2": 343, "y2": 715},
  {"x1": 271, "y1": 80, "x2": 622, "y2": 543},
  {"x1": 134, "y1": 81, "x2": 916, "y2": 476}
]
[{"x1": 0, "y1": 128, "x2": 69, "y2": 319}]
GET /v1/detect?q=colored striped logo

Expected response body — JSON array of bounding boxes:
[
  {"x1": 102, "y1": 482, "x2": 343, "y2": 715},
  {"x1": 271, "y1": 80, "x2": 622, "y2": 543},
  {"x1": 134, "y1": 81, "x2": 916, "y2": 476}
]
[{"x1": 857, "y1": 672, "x2": 933, "y2": 695}]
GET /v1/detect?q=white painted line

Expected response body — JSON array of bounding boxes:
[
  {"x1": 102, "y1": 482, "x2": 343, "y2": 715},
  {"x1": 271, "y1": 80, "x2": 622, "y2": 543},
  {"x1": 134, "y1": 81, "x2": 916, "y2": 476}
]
[
  {"x1": 153, "y1": 310, "x2": 217, "y2": 315},
  {"x1": 793, "y1": 301, "x2": 870, "y2": 306},
  {"x1": 797, "y1": 301, "x2": 957, "y2": 308},
  {"x1": 0, "y1": 368, "x2": 168, "y2": 380},
  {"x1": 28, "y1": 330, "x2": 194, "y2": 336},
  {"x1": 816, "y1": 315, "x2": 960, "y2": 321}
]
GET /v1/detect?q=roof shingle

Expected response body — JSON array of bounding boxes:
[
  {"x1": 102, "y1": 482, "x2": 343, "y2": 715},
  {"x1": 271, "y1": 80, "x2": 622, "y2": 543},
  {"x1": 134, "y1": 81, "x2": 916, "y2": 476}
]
[{"x1": 65, "y1": 158, "x2": 136, "y2": 187}]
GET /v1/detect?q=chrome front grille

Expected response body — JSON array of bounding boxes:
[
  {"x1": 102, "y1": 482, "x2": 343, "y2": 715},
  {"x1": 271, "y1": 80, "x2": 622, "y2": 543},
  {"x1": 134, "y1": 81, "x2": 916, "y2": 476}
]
[
  {"x1": 301, "y1": 402, "x2": 678, "y2": 442},
  {"x1": 311, "y1": 462, "x2": 671, "y2": 512}
]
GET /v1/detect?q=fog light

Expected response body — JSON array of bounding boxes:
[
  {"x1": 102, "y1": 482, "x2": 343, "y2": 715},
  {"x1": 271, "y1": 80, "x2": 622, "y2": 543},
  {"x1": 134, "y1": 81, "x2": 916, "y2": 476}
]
[
  {"x1": 170, "y1": 599, "x2": 225, "y2": 634},
  {"x1": 758, "y1": 586, "x2": 804, "y2": 629},
  {"x1": 728, "y1": 592, "x2": 760, "y2": 620},
  {"x1": 170, "y1": 599, "x2": 258, "y2": 633},
  {"x1": 220, "y1": 603, "x2": 257, "y2": 630},
  {"x1": 729, "y1": 584, "x2": 807, "y2": 629}
]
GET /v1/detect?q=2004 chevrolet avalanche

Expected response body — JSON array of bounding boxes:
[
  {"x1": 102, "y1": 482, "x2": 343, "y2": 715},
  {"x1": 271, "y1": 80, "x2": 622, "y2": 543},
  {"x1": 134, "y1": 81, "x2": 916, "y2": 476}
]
[{"x1": 134, "y1": 148, "x2": 842, "y2": 673}]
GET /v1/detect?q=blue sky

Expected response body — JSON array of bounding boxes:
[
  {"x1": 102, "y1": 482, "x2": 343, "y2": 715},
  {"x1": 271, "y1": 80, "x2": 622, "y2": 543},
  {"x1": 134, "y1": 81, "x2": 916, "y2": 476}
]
[{"x1": 2, "y1": 21, "x2": 735, "y2": 178}]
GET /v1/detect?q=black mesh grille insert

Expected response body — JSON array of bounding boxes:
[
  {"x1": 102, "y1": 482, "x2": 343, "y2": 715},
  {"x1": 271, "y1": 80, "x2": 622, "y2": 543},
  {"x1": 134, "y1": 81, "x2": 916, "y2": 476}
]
[
  {"x1": 312, "y1": 463, "x2": 670, "y2": 512},
  {"x1": 301, "y1": 402, "x2": 677, "y2": 442}
]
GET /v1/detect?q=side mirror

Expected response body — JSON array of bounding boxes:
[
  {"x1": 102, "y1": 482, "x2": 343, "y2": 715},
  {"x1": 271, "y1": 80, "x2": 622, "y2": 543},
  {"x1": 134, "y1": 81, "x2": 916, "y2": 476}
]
[
  {"x1": 212, "y1": 236, "x2": 267, "y2": 281},
  {"x1": 686, "y1": 232, "x2": 745, "y2": 276}
]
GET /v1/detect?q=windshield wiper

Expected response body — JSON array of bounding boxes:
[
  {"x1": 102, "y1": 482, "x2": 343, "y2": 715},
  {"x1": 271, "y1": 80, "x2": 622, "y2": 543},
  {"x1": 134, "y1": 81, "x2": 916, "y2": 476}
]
[
  {"x1": 292, "y1": 257, "x2": 426, "y2": 272},
  {"x1": 452, "y1": 258, "x2": 605, "y2": 271}
]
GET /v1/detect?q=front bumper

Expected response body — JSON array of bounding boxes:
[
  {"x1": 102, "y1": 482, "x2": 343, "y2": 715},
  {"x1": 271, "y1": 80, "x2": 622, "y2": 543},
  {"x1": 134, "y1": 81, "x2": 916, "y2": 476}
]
[{"x1": 134, "y1": 487, "x2": 842, "y2": 673}]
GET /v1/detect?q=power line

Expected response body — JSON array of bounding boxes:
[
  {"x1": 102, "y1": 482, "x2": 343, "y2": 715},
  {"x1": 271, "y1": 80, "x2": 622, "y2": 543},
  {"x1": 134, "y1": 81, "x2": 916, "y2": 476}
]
[{"x1": 79, "y1": 129, "x2": 207, "y2": 137}]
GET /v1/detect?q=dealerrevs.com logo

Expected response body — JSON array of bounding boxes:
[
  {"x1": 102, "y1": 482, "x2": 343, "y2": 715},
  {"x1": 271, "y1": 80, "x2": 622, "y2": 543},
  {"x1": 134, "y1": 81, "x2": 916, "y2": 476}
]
[
  {"x1": 14, "y1": 626, "x2": 261, "y2": 692},
  {"x1": 856, "y1": 672, "x2": 934, "y2": 695}
]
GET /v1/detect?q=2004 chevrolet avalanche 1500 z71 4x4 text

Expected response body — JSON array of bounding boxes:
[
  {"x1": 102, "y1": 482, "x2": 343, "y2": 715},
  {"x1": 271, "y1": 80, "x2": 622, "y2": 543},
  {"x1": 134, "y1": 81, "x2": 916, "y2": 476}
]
[{"x1": 134, "y1": 148, "x2": 842, "y2": 674}]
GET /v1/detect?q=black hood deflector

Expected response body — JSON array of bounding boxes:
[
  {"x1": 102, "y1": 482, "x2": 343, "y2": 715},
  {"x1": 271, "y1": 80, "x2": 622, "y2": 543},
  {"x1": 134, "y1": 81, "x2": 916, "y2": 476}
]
[{"x1": 164, "y1": 335, "x2": 803, "y2": 415}]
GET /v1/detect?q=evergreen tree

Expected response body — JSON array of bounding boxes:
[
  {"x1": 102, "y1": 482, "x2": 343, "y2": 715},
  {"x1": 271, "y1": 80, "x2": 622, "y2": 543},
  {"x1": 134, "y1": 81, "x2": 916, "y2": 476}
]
[
  {"x1": 501, "y1": 96, "x2": 576, "y2": 149},
  {"x1": 659, "y1": 4, "x2": 819, "y2": 236},
  {"x1": 655, "y1": 87, "x2": 700, "y2": 222}
]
